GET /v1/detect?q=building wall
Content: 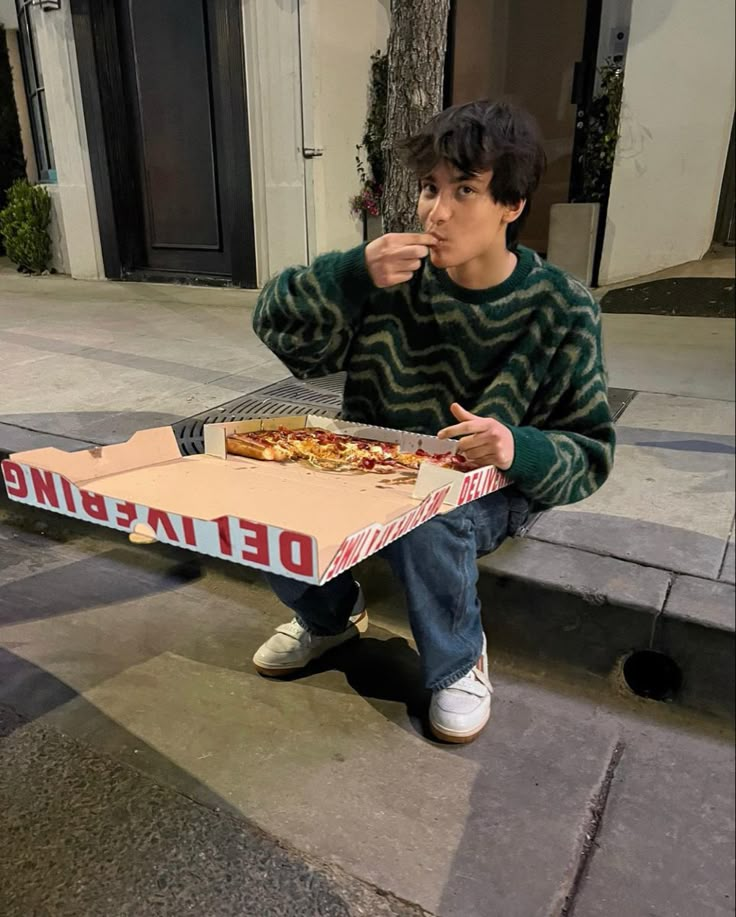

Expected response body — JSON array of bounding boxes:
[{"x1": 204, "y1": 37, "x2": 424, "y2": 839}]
[
  {"x1": 0, "y1": 0, "x2": 16, "y2": 28},
  {"x1": 10, "y1": 2, "x2": 386, "y2": 286},
  {"x1": 599, "y1": 0, "x2": 736, "y2": 284},
  {"x1": 244, "y1": 0, "x2": 389, "y2": 284},
  {"x1": 28, "y1": 5, "x2": 103, "y2": 279},
  {"x1": 307, "y1": 0, "x2": 390, "y2": 256},
  {"x1": 596, "y1": 0, "x2": 632, "y2": 71},
  {"x1": 242, "y1": 0, "x2": 310, "y2": 285}
]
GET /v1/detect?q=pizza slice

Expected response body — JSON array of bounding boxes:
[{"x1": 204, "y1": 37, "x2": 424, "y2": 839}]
[
  {"x1": 224, "y1": 426, "x2": 471, "y2": 476},
  {"x1": 226, "y1": 431, "x2": 292, "y2": 462}
]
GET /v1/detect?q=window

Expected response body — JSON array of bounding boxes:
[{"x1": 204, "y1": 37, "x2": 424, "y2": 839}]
[{"x1": 15, "y1": 0, "x2": 56, "y2": 182}]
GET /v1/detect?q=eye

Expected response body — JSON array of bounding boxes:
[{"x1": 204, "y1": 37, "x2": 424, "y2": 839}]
[
  {"x1": 459, "y1": 185, "x2": 476, "y2": 196},
  {"x1": 421, "y1": 182, "x2": 437, "y2": 195}
]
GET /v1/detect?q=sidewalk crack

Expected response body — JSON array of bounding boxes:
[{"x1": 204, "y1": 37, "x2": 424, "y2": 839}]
[
  {"x1": 559, "y1": 739, "x2": 626, "y2": 917},
  {"x1": 716, "y1": 516, "x2": 734, "y2": 581}
]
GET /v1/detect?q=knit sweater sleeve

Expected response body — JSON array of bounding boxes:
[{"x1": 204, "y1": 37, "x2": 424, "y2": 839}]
[
  {"x1": 503, "y1": 307, "x2": 615, "y2": 508},
  {"x1": 252, "y1": 244, "x2": 376, "y2": 379}
]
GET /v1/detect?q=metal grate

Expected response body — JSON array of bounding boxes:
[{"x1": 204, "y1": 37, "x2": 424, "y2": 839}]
[
  {"x1": 171, "y1": 374, "x2": 345, "y2": 456},
  {"x1": 172, "y1": 375, "x2": 631, "y2": 457},
  {"x1": 250, "y1": 374, "x2": 345, "y2": 406}
]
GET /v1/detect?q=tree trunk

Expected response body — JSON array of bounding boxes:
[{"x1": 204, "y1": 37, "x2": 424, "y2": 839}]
[{"x1": 382, "y1": 0, "x2": 451, "y2": 233}]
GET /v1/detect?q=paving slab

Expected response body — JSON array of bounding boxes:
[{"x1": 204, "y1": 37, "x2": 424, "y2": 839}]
[
  {"x1": 532, "y1": 510, "x2": 728, "y2": 579},
  {"x1": 0, "y1": 525, "x2": 112, "y2": 587},
  {"x1": 1, "y1": 410, "x2": 184, "y2": 445},
  {"x1": 0, "y1": 526, "x2": 621, "y2": 917},
  {"x1": 617, "y1": 391, "x2": 736, "y2": 436},
  {"x1": 663, "y1": 574, "x2": 736, "y2": 632},
  {"x1": 601, "y1": 314, "x2": 736, "y2": 401},
  {"x1": 536, "y1": 393, "x2": 736, "y2": 578},
  {"x1": 1, "y1": 521, "x2": 734, "y2": 917},
  {"x1": 47, "y1": 653, "x2": 620, "y2": 917},
  {"x1": 0, "y1": 338, "x2": 58, "y2": 374},
  {"x1": 0, "y1": 283, "x2": 287, "y2": 446},
  {"x1": 653, "y1": 575, "x2": 736, "y2": 720},
  {"x1": 0, "y1": 420, "x2": 96, "y2": 454},
  {"x1": 0, "y1": 327, "x2": 283, "y2": 387},
  {"x1": 0, "y1": 706, "x2": 427, "y2": 917},
  {"x1": 571, "y1": 722, "x2": 735, "y2": 917},
  {"x1": 480, "y1": 537, "x2": 671, "y2": 613}
]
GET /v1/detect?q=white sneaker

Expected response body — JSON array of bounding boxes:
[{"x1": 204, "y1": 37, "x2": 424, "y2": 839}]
[
  {"x1": 429, "y1": 636, "x2": 493, "y2": 744},
  {"x1": 253, "y1": 587, "x2": 368, "y2": 677}
]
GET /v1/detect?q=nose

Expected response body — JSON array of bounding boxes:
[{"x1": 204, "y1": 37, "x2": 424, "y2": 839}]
[{"x1": 429, "y1": 191, "x2": 452, "y2": 225}]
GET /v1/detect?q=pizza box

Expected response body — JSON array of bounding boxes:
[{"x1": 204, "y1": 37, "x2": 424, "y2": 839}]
[{"x1": 1, "y1": 414, "x2": 508, "y2": 585}]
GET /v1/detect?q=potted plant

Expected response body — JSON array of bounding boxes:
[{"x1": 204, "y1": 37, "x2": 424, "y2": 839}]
[{"x1": 547, "y1": 59, "x2": 624, "y2": 284}]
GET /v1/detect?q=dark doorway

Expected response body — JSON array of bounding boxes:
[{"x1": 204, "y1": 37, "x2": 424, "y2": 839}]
[
  {"x1": 71, "y1": 0, "x2": 256, "y2": 286},
  {"x1": 713, "y1": 115, "x2": 735, "y2": 246},
  {"x1": 446, "y1": 0, "x2": 600, "y2": 254}
]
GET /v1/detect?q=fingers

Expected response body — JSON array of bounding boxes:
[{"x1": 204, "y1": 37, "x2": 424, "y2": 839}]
[
  {"x1": 395, "y1": 245, "x2": 432, "y2": 261},
  {"x1": 450, "y1": 402, "x2": 477, "y2": 422},
  {"x1": 385, "y1": 272, "x2": 415, "y2": 286},
  {"x1": 437, "y1": 420, "x2": 484, "y2": 439},
  {"x1": 393, "y1": 233, "x2": 437, "y2": 247},
  {"x1": 365, "y1": 233, "x2": 435, "y2": 288},
  {"x1": 459, "y1": 441, "x2": 495, "y2": 460}
]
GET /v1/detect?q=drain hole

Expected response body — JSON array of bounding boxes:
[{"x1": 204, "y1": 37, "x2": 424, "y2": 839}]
[{"x1": 622, "y1": 650, "x2": 682, "y2": 701}]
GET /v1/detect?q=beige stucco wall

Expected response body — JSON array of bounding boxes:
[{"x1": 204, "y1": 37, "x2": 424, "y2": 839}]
[
  {"x1": 29, "y1": 5, "x2": 104, "y2": 279},
  {"x1": 14, "y1": 1, "x2": 388, "y2": 285},
  {"x1": 599, "y1": 0, "x2": 735, "y2": 284},
  {"x1": 307, "y1": 0, "x2": 390, "y2": 255},
  {"x1": 0, "y1": 0, "x2": 16, "y2": 28},
  {"x1": 243, "y1": 0, "x2": 389, "y2": 283}
]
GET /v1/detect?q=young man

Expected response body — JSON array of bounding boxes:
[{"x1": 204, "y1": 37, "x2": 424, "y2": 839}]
[{"x1": 251, "y1": 100, "x2": 615, "y2": 743}]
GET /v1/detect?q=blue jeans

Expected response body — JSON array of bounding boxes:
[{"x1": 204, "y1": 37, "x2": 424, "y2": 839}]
[{"x1": 264, "y1": 488, "x2": 529, "y2": 691}]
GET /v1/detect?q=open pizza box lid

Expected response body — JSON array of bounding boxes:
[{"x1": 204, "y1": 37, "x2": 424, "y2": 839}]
[{"x1": 1, "y1": 414, "x2": 508, "y2": 585}]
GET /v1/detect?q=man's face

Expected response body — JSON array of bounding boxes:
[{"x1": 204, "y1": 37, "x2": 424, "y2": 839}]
[{"x1": 417, "y1": 160, "x2": 520, "y2": 269}]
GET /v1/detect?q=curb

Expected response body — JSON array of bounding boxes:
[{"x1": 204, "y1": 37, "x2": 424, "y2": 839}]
[{"x1": 2, "y1": 458, "x2": 732, "y2": 723}]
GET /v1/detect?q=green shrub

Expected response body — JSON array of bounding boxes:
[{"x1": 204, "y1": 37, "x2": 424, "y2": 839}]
[
  {"x1": 0, "y1": 25, "x2": 28, "y2": 254},
  {"x1": 0, "y1": 178, "x2": 52, "y2": 273}
]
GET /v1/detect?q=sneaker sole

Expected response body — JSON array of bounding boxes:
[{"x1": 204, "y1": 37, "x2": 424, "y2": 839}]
[
  {"x1": 429, "y1": 706, "x2": 491, "y2": 745},
  {"x1": 254, "y1": 612, "x2": 368, "y2": 678}
]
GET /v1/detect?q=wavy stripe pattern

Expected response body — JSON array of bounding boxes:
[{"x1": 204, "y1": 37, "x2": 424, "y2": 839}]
[{"x1": 253, "y1": 245, "x2": 615, "y2": 508}]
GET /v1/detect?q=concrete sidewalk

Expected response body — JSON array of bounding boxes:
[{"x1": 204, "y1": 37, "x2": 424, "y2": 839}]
[
  {"x1": 0, "y1": 258, "x2": 734, "y2": 916},
  {"x1": 0, "y1": 257, "x2": 734, "y2": 717},
  {"x1": 1, "y1": 521, "x2": 734, "y2": 917}
]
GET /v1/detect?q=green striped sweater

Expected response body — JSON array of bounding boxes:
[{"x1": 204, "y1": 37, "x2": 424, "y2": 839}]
[{"x1": 253, "y1": 244, "x2": 615, "y2": 509}]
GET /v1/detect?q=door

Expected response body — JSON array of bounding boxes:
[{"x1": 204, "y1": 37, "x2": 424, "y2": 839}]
[
  {"x1": 114, "y1": 0, "x2": 256, "y2": 282},
  {"x1": 448, "y1": 0, "x2": 599, "y2": 253},
  {"x1": 714, "y1": 116, "x2": 735, "y2": 246}
]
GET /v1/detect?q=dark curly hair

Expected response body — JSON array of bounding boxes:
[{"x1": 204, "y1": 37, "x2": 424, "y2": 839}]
[{"x1": 403, "y1": 100, "x2": 547, "y2": 248}]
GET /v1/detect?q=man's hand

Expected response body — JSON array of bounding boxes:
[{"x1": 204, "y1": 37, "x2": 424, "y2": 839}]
[
  {"x1": 365, "y1": 233, "x2": 435, "y2": 288},
  {"x1": 437, "y1": 403, "x2": 515, "y2": 471}
]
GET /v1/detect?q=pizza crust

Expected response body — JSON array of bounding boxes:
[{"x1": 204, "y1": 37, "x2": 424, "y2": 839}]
[{"x1": 226, "y1": 434, "x2": 291, "y2": 462}]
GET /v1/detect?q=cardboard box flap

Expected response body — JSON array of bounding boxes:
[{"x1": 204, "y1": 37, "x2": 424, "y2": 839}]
[{"x1": 8, "y1": 427, "x2": 183, "y2": 485}]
